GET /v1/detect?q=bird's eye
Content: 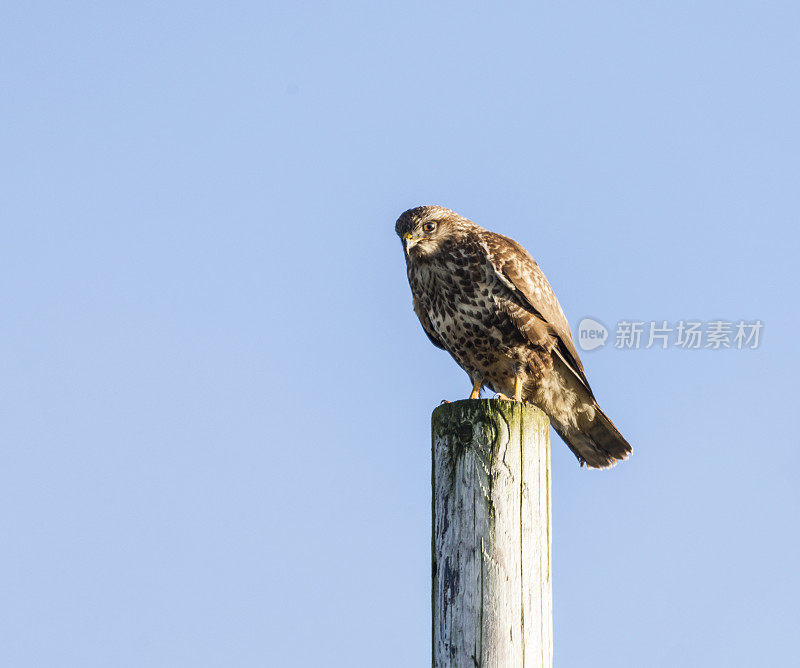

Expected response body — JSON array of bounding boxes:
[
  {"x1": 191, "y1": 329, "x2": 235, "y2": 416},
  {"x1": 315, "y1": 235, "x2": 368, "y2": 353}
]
[{"x1": 422, "y1": 222, "x2": 437, "y2": 233}]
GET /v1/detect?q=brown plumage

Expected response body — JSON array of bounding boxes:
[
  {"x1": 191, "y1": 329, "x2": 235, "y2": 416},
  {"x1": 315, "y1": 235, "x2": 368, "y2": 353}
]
[{"x1": 396, "y1": 204, "x2": 631, "y2": 468}]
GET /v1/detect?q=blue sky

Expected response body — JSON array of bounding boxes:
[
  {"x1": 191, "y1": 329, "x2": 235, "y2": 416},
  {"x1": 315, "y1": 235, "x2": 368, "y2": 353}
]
[{"x1": 1, "y1": 2, "x2": 798, "y2": 666}]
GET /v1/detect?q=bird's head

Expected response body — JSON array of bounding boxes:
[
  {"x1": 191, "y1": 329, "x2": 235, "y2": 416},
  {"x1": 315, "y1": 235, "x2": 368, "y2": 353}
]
[{"x1": 395, "y1": 205, "x2": 467, "y2": 259}]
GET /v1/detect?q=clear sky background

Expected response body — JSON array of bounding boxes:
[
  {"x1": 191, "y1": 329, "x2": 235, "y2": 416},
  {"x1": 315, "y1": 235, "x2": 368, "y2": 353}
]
[{"x1": 1, "y1": 2, "x2": 798, "y2": 666}]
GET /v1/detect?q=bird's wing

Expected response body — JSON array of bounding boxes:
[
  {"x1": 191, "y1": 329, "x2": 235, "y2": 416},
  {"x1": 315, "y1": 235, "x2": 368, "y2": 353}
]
[
  {"x1": 482, "y1": 231, "x2": 592, "y2": 393},
  {"x1": 413, "y1": 296, "x2": 446, "y2": 350}
]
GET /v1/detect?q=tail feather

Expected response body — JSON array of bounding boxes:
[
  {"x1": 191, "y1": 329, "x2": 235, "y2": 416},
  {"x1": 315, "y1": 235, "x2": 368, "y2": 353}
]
[
  {"x1": 525, "y1": 354, "x2": 632, "y2": 469},
  {"x1": 552, "y1": 402, "x2": 632, "y2": 469}
]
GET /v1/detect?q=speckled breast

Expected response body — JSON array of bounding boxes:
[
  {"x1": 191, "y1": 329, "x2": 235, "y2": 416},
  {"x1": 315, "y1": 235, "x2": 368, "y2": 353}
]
[{"x1": 409, "y1": 242, "x2": 526, "y2": 380}]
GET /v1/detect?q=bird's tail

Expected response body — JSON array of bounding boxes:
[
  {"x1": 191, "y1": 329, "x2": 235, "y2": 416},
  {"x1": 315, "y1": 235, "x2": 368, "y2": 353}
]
[
  {"x1": 551, "y1": 400, "x2": 632, "y2": 469},
  {"x1": 525, "y1": 353, "x2": 632, "y2": 468}
]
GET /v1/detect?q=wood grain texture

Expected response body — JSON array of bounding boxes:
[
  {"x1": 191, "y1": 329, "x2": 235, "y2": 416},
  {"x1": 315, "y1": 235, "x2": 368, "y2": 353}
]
[{"x1": 432, "y1": 399, "x2": 552, "y2": 668}]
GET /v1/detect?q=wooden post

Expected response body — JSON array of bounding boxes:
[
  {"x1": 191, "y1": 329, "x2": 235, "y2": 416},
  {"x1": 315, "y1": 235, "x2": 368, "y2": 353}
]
[{"x1": 432, "y1": 399, "x2": 552, "y2": 667}]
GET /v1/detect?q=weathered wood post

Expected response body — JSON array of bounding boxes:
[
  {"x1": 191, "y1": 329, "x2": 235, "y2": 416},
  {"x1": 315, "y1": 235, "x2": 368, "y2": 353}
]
[{"x1": 432, "y1": 399, "x2": 552, "y2": 667}]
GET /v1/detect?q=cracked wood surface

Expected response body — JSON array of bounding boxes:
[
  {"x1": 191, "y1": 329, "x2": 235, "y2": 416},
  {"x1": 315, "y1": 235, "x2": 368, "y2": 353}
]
[{"x1": 432, "y1": 399, "x2": 552, "y2": 668}]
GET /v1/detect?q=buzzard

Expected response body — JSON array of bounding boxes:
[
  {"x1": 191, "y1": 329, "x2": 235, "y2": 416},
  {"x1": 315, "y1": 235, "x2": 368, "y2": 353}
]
[{"x1": 396, "y1": 205, "x2": 631, "y2": 469}]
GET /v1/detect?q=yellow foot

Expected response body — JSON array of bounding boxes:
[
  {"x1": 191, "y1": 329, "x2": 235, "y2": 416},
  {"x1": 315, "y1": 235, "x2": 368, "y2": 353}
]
[
  {"x1": 468, "y1": 379, "x2": 482, "y2": 400},
  {"x1": 494, "y1": 392, "x2": 529, "y2": 403},
  {"x1": 514, "y1": 374, "x2": 523, "y2": 402}
]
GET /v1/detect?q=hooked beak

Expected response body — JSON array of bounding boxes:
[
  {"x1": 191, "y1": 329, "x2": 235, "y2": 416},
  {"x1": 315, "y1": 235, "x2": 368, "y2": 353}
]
[{"x1": 403, "y1": 232, "x2": 420, "y2": 255}]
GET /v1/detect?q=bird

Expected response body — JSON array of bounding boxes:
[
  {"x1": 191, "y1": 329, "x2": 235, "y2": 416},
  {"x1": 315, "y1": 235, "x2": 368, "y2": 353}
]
[{"x1": 395, "y1": 204, "x2": 631, "y2": 469}]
